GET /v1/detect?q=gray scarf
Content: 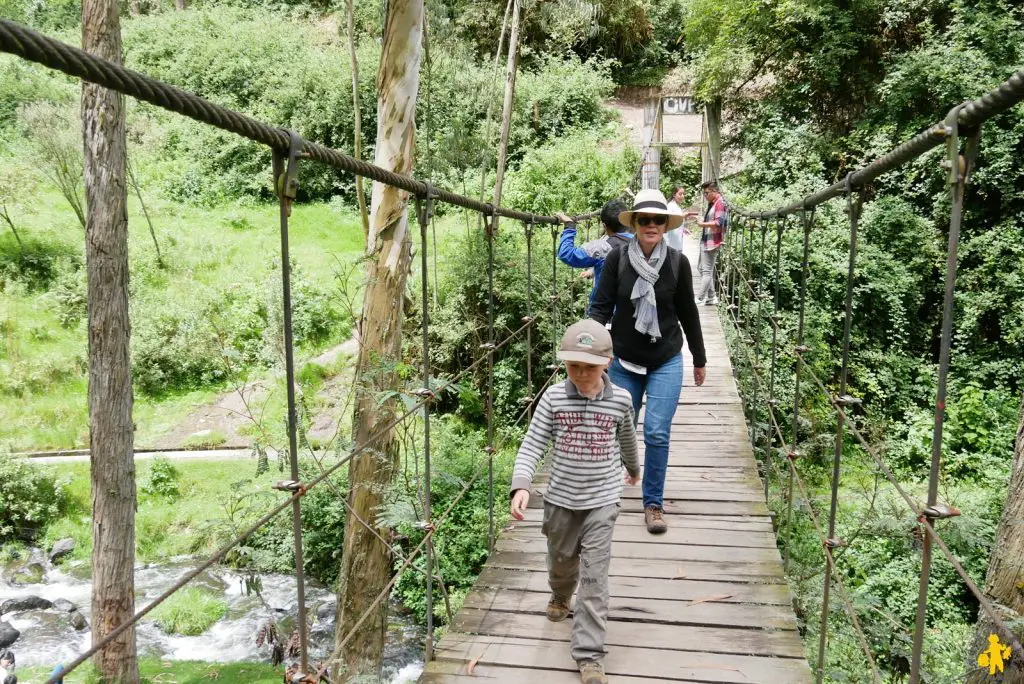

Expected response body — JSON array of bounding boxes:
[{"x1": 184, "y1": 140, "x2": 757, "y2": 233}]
[{"x1": 627, "y1": 238, "x2": 667, "y2": 341}]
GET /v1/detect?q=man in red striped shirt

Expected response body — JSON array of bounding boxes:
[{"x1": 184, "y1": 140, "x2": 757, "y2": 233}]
[{"x1": 695, "y1": 181, "x2": 728, "y2": 305}]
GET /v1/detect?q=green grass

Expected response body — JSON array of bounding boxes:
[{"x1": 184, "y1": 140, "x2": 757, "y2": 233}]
[
  {"x1": 40, "y1": 458, "x2": 285, "y2": 564},
  {"x1": 21, "y1": 658, "x2": 282, "y2": 683},
  {"x1": 182, "y1": 429, "x2": 228, "y2": 449},
  {"x1": 150, "y1": 586, "x2": 228, "y2": 635},
  {"x1": 0, "y1": 180, "x2": 367, "y2": 452}
]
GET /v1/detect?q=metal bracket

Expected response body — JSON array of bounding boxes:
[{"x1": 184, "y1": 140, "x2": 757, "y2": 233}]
[
  {"x1": 786, "y1": 450, "x2": 800, "y2": 461},
  {"x1": 273, "y1": 479, "x2": 308, "y2": 497},
  {"x1": 794, "y1": 345, "x2": 810, "y2": 354},
  {"x1": 824, "y1": 538, "x2": 848, "y2": 550},
  {"x1": 834, "y1": 394, "x2": 862, "y2": 407},
  {"x1": 943, "y1": 104, "x2": 982, "y2": 187},
  {"x1": 413, "y1": 387, "x2": 436, "y2": 401},
  {"x1": 275, "y1": 129, "x2": 303, "y2": 217},
  {"x1": 920, "y1": 503, "x2": 961, "y2": 521}
]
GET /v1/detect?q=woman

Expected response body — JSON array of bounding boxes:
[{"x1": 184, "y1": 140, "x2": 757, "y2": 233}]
[
  {"x1": 663, "y1": 186, "x2": 686, "y2": 251},
  {"x1": 590, "y1": 189, "x2": 707, "y2": 534}
]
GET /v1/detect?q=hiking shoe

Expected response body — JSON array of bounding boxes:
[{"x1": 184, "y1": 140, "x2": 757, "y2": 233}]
[
  {"x1": 695, "y1": 296, "x2": 706, "y2": 306},
  {"x1": 578, "y1": 660, "x2": 608, "y2": 684},
  {"x1": 645, "y1": 505, "x2": 667, "y2": 534},
  {"x1": 546, "y1": 594, "x2": 571, "y2": 622},
  {"x1": 706, "y1": 296, "x2": 719, "y2": 305}
]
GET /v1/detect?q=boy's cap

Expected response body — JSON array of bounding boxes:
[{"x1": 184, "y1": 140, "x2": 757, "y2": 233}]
[{"x1": 557, "y1": 320, "x2": 613, "y2": 365}]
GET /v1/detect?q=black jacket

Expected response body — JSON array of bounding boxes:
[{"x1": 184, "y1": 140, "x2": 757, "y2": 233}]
[{"x1": 590, "y1": 246, "x2": 707, "y2": 370}]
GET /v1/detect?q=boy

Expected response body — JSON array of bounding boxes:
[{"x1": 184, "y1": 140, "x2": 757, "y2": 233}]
[
  {"x1": 510, "y1": 319, "x2": 640, "y2": 684},
  {"x1": 554, "y1": 200, "x2": 633, "y2": 311}
]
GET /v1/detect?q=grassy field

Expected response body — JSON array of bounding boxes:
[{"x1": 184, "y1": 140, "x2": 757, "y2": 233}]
[
  {"x1": 39, "y1": 457, "x2": 292, "y2": 564},
  {"x1": 20, "y1": 658, "x2": 282, "y2": 683},
  {"x1": 0, "y1": 181, "x2": 366, "y2": 452}
]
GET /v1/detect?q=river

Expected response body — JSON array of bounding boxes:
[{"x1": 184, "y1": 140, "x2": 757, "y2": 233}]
[{"x1": 0, "y1": 551, "x2": 424, "y2": 682}]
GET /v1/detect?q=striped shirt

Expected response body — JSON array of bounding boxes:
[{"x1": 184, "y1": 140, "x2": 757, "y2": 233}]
[{"x1": 510, "y1": 375, "x2": 639, "y2": 510}]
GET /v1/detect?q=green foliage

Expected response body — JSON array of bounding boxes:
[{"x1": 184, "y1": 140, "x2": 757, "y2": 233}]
[
  {"x1": 149, "y1": 586, "x2": 228, "y2": 636},
  {"x1": 0, "y1": 234, "x2": 81, "y2": 292},
  {"x1": 0, "y1": 454, "x2": 67, "y2": 542},
  {"x1": 142, "y1": 457, "x2": 183, "y2": 498},
  {"x1": 393, "y1": 416, "x2": 516, "y2": 624}
]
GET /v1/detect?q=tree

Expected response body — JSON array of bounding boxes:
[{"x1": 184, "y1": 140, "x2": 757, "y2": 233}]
[
  {"x1": 490, "y1": 0, "x2": 521, "y2": 231},
  {"x1": 21, "y1": 102, "x2": 86, "y2": 230},
  {"x1": 329, "y1": 0, "x2": 423, "y2": 680},
  {"x1": 345, "y1": 0, "x2": 369, "y2": 241},
  {"x1": 82, "y1": 0, "x2": 138, "y2": 679},
  {"x1": 967, "y1": 395, "x2": 1024, "y2": 682}
]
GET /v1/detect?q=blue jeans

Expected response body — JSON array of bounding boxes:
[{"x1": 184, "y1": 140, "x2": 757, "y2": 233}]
[{"x1": 608, "y1": 354, "x2": 682, "y2": 509}]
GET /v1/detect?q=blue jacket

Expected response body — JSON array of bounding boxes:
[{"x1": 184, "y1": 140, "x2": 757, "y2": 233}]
[{"x1": 557, "y1": 224, "x2": 634, "y2": 310}]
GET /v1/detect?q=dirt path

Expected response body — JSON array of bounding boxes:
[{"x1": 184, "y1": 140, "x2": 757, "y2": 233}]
[{"x1": 152, "y1": 338, "x2": 359, "y2": 450}]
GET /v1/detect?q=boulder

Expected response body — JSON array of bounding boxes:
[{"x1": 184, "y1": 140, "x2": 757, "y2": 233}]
[
  {"x1": 0, "y1": 621, "x2": 19, "y2": 648},
  {"x1": 49, "y1": 538, "x2": 76, "y2": 563},
  {"x1": 315, "y1": 600, "x2": 336, "y2": 622},
  {"x1": 69, "y1": 610, "x2": 88, "y2": 631},
  {"x1": 52, "y1": 598, "x2": 78, "y2": 613},
  {"x1": 0, "y1": 596, "x2": 53, "y2": 614},
  {"x1": 6, "y1": 561, "x2": 45, "y2": 585}
]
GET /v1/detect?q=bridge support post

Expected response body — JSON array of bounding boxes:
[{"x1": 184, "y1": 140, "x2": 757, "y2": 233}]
[
  {"x1": 815, "y1": 179, "x2": 861, "y2": 684},
  {"x1": 273, "y1": 129, "x2": 310, "y2": 677},
  {"x1": 909, "y1": 108, "x2": 982, "y2": 684},
  {"x1": 785, "y1": 207, "x2": 814, "y2": 572}
]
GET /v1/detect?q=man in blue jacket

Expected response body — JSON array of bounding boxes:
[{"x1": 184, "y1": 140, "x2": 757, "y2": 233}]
[{"x1": 555, "y1": 199, "x2": 633, "y2": 312}]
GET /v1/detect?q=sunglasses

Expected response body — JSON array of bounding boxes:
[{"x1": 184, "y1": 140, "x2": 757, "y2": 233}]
[{"x1": 635, "y1": 215, "x2": 668, "y2": 227}]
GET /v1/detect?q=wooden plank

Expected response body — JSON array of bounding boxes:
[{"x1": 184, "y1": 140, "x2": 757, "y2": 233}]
[
  {"x1": 422, "y1": 661, "x2": 657, "y2": 684},
  {"x1": 487, "y1": 551, "x2": 785, "y2": 581},
  {"x1": 517, "y1": 509, "x2": 774, "y2": 531},
  {"x1": 462, "y1": 586, "x2": 798, "y2": 630},
  {"x1": 451, "y1": 610, "x2": 808, "y2": 659},
  {"x1": 433, "y1": 634, "x2": 813, "y2": 683},
  {"x1": 474, "y1": 567, "x2": 792, "y2": 605},
  {"x1": 495, "y1": 538, "x2": 783, "y2": 565},
  {"x1": 502, "y1": 523, "x2": 778, "y2": 548}
]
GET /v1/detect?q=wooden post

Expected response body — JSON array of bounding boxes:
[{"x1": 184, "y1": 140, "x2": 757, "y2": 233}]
[
  {"x1": 490, "y1": 0, "x2": 521, "y2": 231},
  {"x1": 641, "y1": 97, "x2": 662, "y2": 190},
  {"x1": 702, "y1": 97, "x2": 722, "y2": 183},
  {"x1": 82, "y1": 0, "x2": 138, "y2": 678}
]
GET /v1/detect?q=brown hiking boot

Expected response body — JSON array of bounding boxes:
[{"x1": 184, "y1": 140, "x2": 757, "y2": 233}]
[
  {"x1": 645, "y1": 505, "x2": 667, "y2": 534},
  {"x1": 546, "y1": 594, "x2": 571, "y2": 622},
  {"x1": 578, "y1": 660, "x2": 608, "y2": 684}
]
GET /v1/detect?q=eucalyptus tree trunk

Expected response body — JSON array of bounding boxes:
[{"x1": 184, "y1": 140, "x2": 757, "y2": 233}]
[
  {"x1": 967, "y1": 396, "x2": 1024, "y2": 682},
  {"x1": 82, "y1": 0, "x2": 137, "y2": 680},
  {"x1": 346, "y1": 0, "x2": 369, "y2": 241},
  {"x1": 491, "y1": 0, "x2": 521, "y2": 231},
  {"x1": 329, "y1": 0, "x2": 422, "y2": 679}
]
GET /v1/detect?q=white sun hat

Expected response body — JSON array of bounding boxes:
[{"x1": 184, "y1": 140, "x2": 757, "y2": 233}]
[{"x1": 618, "y1": 188, "x2": 685, "y2": 230}]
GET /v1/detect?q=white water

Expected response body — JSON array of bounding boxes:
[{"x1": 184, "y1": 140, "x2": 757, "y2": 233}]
[{"x1": 1, "y1": 556, "x2": 424, "y2": 682}]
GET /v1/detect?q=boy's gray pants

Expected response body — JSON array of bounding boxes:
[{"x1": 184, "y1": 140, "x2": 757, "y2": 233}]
[{"x1": 542, "y1": 500, "x2": 619, "y2": 663}]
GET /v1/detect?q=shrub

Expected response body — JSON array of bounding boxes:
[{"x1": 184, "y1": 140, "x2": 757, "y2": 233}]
[
  {"x1": 142, "y1": 457, "x2": 182, "y2": 498},
  {"x1": 0, "y1": 453, "x2": 68, "y2": 542},
  {"x1": 149, "y1": 587, "x2": 227, "y2": 636},
  {"x1": 0, "y1": 234, "x2": 81, "y2": 292}
]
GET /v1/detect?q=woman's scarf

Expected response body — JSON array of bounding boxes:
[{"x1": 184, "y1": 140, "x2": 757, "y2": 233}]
[{"x1": 627, "y1": 237, "x2": 667, "y2": 341}]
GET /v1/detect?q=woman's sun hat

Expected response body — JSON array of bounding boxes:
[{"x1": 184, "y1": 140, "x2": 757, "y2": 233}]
[{"x1": 618, "y1": 188, "x2": 685, "y2": 230}]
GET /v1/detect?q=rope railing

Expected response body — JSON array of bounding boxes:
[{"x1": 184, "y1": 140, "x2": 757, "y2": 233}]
[
  {"x1": 716, "y1": 65, "x2": 1024, "y2": 680},
  {"x1": 0, "y1": 18, "x2": 636, "y2": 683}
]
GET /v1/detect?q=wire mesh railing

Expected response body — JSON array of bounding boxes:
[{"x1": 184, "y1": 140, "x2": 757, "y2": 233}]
[
  {"x1": 0, "y1": 17, "x2": 625, "y2": 683},
  {"x1": 712, "y1": 65, "x2": 1024, "y2": 682}
]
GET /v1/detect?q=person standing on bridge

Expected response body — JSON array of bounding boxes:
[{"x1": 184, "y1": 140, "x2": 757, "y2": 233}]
[
  {"x1": 590, "y1": 189, "x2": 707, "y2": 534},
  {"x1": 663, "y1": 185, "x2": 688, "y2": 252},
  {"x1": 510, "y1": 319, "x2": 640, "y2": 684},
  {"x1": 554, "y1": 199, "x2": 633, "y2": 312},
  {"x1": 695, "y1": 180, "x2": 728, "y2": 305}
]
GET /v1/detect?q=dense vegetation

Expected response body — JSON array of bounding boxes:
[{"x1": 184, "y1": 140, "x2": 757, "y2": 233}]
[
  {"x1": 2, "y1": 0, "x2": 1022, "y2": 680},
  {"x1": 681, "y1": 0, "x2": 1024, "y2": 679}
]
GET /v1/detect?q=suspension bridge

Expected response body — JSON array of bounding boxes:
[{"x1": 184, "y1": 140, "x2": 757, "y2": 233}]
[{"x1": 2, "y1": 16, "x2": 1024, "y2": 684}]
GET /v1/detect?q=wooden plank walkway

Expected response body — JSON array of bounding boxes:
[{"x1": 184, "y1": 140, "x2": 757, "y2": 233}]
[{"x1": 420, "y1": 235, "x2": 811, "y2": 683}]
